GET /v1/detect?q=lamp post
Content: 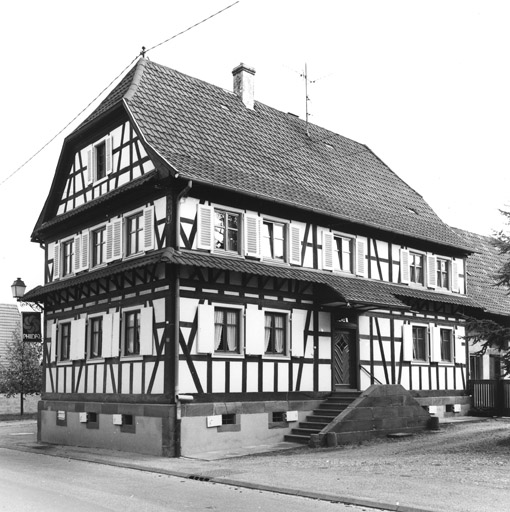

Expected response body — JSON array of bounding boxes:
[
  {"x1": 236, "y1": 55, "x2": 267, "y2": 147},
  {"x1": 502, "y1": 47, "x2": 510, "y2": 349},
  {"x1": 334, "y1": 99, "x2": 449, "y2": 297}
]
[{"x1": 11, "y1": 278, "x2": 27, "y2": 416}]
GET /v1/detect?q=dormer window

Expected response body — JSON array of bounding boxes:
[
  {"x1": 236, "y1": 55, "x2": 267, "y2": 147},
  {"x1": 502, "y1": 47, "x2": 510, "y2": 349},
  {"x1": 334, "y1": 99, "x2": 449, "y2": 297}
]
[{"x1": 87, "y1": 136, "x2": 112, "y2": 183}]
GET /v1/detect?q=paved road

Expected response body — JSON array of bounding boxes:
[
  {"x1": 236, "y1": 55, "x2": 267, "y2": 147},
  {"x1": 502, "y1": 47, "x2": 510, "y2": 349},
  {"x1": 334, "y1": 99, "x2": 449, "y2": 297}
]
[{"x1": 0, "y1": 422, "x2": 380, "y2": 512}]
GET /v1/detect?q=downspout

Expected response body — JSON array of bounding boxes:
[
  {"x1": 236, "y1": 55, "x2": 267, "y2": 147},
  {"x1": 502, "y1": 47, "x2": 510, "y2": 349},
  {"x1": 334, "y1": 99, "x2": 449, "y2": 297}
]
[{"x1": 174, "y1": 180, "x2": 192, "y2": 457}]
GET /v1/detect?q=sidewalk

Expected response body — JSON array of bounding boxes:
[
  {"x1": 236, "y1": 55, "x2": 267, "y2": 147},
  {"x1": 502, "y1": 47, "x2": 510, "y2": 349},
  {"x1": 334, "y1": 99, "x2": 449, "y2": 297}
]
[{"x1": 4, "y1": 417, "x2": 509, "y2": 512}]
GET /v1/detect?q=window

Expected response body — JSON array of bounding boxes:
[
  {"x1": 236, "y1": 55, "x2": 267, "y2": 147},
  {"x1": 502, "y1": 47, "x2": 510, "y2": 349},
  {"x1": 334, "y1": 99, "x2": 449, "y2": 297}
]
[
  {"x1": 92, "y1": 227, "x2": 106, "y2": 267},
  {"x1": 124, "y1": 310, "x2": 140, "y2": 355},
  {"x1": 265, "y1": 312, "x2": 287, "y2": 355},
  {"x1": 436, "y1": 258, "x2": 450, "y2": 289},
  {"x1": 410, "y1": 252, "x2": 424, "y2": 285},
  {"x1": 95, "y1": 141, "x2": 106, "y2": 181},
  {"x1": 126, "y1": 212, "x2": 144, "y2": 256},
  {"x1": 333, "y1": 236, "x2": 353, "y2": 273},
  {"x1": 89, "y1": 317, "x2": 102, "y2": 358},
  {"x1": 440, "y1": 328, "x2": 453, "y2": 362},
  {"x1": 262, "y1": 221, "x2": 286, "y2": 261},
  {"x1": 214, "y1": 210, "x2": 239, "y2": 253},
  {"x1": 62, "y1": 239, "x2": 74, "y2": 277},
  {"x1": 412, "y1": 326, "x2": 427, "y2": 362},
  {"x1": 214, "y1": 308, "x2": 240, "y2": 353},
  {"x1": 88, "y1": 136, "x2": 112, "y2": 183},
  {"x1": 59, "y1": 322, "x2": 71, "y2": 361}
]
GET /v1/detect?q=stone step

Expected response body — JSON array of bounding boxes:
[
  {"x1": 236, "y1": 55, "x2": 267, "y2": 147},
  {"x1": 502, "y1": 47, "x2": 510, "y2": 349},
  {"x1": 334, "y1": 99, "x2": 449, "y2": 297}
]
[
  {"x1": 306, "y1": 414, "x2": 333, "y2": 423},
  {"x1": 299, "y1": 421, "x2": 329, "y2": 430},
  {"x1": 291, "y1": 427, "x2": 323, "y2": 436},
  {"x1": 313, "y1": 408, "x2": 343, "y2": 416},
  {"x1": 283, "y1": 434, "x2": 310, "y2": 444}
]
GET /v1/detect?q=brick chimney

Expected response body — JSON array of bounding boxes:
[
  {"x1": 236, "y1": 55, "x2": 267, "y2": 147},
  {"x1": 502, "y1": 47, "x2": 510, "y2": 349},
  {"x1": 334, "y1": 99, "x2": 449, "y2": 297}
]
[{"x1": 232, "y1": 63, "x2": 255, "y2": 109}]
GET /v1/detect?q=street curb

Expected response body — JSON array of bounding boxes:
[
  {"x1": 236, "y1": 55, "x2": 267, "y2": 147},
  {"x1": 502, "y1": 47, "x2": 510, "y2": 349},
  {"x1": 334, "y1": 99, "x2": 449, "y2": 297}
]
[{"x1": 4, "y1": 443, "x2": 438, "y2": 512}]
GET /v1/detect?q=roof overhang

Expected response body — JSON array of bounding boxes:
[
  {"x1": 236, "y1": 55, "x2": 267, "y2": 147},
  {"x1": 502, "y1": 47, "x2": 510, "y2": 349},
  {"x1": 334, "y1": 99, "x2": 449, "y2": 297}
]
[{"x1": 23, "y1": 248, "x2": 481, "y2": 311}]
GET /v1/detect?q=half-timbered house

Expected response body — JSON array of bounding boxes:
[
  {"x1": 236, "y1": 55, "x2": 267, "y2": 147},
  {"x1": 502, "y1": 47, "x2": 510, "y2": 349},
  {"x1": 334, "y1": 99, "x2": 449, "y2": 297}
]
[{"x1": 25, "y1": 59, "x2": 483, "y2": 456}]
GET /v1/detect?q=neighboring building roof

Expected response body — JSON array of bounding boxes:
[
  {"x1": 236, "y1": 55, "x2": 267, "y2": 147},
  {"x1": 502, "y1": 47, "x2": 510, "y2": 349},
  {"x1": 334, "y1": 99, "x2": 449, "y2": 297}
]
[
  {"x1": 0, "y1": 304, "x2": 20, "y2": 368},
  {"x1": 453, "y1": 228, "x2": 510, "y2": 317},
  {"x1": 56, "y1": 59, "x2": 470, "y2": 253},
  {"x1": 23, "y1": 248, "x2": 480, "y2": 311}
]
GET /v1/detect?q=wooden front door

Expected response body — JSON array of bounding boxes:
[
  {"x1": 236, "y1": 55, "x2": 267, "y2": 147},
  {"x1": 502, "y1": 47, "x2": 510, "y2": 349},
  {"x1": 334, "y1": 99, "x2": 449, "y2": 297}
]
[{"x1": 333, "y1": 329, "x2": 357, "y2": 388}]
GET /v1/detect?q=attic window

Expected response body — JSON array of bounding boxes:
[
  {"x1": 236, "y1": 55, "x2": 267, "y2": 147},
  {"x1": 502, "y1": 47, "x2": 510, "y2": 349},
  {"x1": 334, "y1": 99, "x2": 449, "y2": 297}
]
[
  {"x1": 406, "y1": 207, "x2": 418, "y2": 215},
  {"x1": 88, "y1": 136, "x2": 113, "y2": 183},
  {"x1": 221, "y1": 104, "x2": 230, "y2": 111},
  {"x1": 324, "y1": 143, "x2": 333, "y2": 149}
]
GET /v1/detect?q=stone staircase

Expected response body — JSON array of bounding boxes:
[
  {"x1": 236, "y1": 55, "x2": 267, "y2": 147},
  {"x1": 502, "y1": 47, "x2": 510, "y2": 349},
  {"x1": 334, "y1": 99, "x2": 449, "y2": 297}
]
[{"x1": 284, "y1": 390, "x2": 360, "y2": 445}]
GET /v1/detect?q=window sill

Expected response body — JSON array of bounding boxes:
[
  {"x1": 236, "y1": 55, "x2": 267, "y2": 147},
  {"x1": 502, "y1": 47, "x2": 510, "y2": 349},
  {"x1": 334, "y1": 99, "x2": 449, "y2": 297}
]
[
  {"x1": 86, "y1": 358, "x2": 105, "y2": 364},
  {"x1": 263, "y1": 354, "x2": 290, "y2": 361},
  {"x1": 121, "y1": 355, "x2": 144, "y2": 362},
  {"x1": 410, "y1": 360, "x2": 429, "y2": 366},
  {"x1": 212, "y1": 352, "x2": 244, "y2": 359},
  {"x1": 57, "y1": 360, "x2": 73, "y2": 366}
]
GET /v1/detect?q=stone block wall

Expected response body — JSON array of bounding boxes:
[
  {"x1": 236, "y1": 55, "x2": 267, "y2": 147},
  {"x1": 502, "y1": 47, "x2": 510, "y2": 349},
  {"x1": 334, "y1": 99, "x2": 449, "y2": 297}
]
[{"x1": 311, "y1": 385, "x2": 431, "y2": 447}]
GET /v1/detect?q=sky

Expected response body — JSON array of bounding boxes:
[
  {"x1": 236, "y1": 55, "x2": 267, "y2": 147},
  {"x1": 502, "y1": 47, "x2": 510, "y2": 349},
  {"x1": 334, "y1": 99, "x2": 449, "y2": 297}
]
[{"x1": 1, "y1": 0, "x2": 509, "y2": 305}]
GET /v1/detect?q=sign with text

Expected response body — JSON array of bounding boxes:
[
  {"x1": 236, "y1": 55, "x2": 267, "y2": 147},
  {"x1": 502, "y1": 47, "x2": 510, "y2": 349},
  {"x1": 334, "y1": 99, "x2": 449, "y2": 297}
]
[{"x1": 22, "y1": 312, "x2": 42, "y2": 342}]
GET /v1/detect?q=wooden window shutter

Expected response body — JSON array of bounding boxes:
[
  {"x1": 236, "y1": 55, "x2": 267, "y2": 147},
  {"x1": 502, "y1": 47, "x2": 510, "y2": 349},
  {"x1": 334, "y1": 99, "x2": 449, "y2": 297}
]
[
  {"x1": 139, "y1": 307, "x2": 154, "y2": 355},
  {"x1": 74, "y1": 235, "x2": 81, "y2": 273},
  {"x1": 105, "y1": 136, "x2": 113, "y2": 174},
  {"x1": 429, "y1": 326, "x2": 441, "y2": 362},
  {"x1": 244, "y1": 214, "x2": 261, "y2": 258},
  {"x1": 289, "y1": 225, "x2": 301, "y2": 265},
  {"x1": 355, "y1": 239, "x2": 366, "y2": 277},
  {"x1": 102, "y1": 313, "x2": 114, "y2": 358},
  {"x1": 81, "y1": 231, "x2": 90, "y2": 271},
  {"x1": 197, "y1": 204, "x2": 213, "y2": 250},
  {"x1": 197, "y1": 303, "x2": 215, "y2": 353},
  {"x1": 402, "y1": 324, "x2": 413, "y2": 361},
  {"x1": 400, "y1": 248, "x2": 410, "y2": 284},
  {"x1": 53, "y1": 243, "x2": 60, "y2": 280},
  {"x1": 70, "y1": 317, "x2": 86, "y2": 360},
  {"x1": 50, "y1": 323, "x2": 58, "y2": 362},
  {"x1": 426, "y1": 254, "x2": 437, "y2": 288},
  {"x1": 322, "y1": 231, "x2": 334, "y2": 271},
  {"x1": 454, "y1": 330, "x2": 466, "y2": 364},
  {"x1": 245, "y1": 305, "x2": 265, "y2": 355},
  {"x1": 143, "y1": 206, "x2": 155, "y2": 251},
  {"x1": 291, "y1": 310, "x2": 306, "y2": 357},
  {"x1": 451, "y1": 260, "x2": 459, "y2": 292},
  {"x1": 87, "y1": 148, "x2": 94, "y2": 183},
  {"x1": 111, "y1": 219, "x2": 122, "y2": 260}
]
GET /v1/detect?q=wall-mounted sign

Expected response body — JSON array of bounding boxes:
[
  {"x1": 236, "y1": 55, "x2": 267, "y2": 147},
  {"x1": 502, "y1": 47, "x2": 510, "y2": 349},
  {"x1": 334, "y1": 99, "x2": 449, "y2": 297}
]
[{"x1": 22, "y1": 312, "x2": 42, "y2": 342}]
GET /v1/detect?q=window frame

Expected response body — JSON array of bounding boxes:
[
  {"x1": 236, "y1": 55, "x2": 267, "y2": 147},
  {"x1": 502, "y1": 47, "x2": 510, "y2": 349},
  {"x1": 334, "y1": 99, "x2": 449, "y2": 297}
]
[
  {"x1": 332, "y1": 234, "x2": 354, "y2": 274},
  {"x1": 261, "y1": 219, "x2": 287, "y2": 262},
  {"x1": 88, "y1": 315, "x2": 103, "y2": 359},
  {"x1": 214, "y1": 307, "x2": 241, "y2": 354},
  {"x1": 123, "y1": 309, "x2": 141, "y2": 356},
  {"x1": 409, "y1": 251, "x2": 425, "y2": 286},
  {"x1": 264, "y1": 310, "x2": 289, "y2": 357},
  {"x1": 125, "y1": 211, "x2": 144, "y2": 257},
  {"x1": 439, "y1": 328, "x2": 453, "y2": 363},
  {"x1": 412, "y1": 325, "x2": 428, "y2": 363},
  {"x1": 88, "y1": 135, "x2": 112, "y2": 184},
  {"x1": 213, "y1": 209, "x2": 241, "y2": 254},
  {"x1": 59, "y1": 322, "x2": 72, "y2": 362},
  {"x1": 436, "y1": 258, "x2": 451, "y2": 290},
  {"x1": 61, "y1": 238, "x2": 74, "y2": 277},
  {"x1": 91, "y1": 225, "x2": 107, "y2": 268}
]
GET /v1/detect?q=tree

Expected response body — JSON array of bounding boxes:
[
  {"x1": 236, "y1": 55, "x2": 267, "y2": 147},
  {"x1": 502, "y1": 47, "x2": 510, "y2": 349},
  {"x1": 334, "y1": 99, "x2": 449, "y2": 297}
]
[
  {"x1": 465, "y1": 210, "x2": 510, "y2": 376},
  {"x1": 0, "y1": 324, "x2": 42, "y2": 415}
]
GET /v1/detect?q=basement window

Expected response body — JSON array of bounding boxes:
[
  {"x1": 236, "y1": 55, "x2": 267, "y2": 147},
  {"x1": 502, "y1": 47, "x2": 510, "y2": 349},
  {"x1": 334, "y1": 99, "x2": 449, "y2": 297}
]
[
  {"x1": 269, "y1": 411, "x2": 288, "y2": 429},
  {"x1": 86, "y1": 411, "x2": 99, "y2": 430},
  {"x1": 217, "y1": 413, "x2": 240, "y2": 433},
  {"x1": 120, "y1": 414, "x2": 136, "y2": 434}
]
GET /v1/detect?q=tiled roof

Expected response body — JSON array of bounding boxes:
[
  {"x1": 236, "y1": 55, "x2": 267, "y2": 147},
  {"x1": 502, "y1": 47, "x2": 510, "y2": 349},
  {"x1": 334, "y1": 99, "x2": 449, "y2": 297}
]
[
  {"x1": 118, "y1": 59, "x2": 470, "y2": 252},
  {"x1": 453, "y1": 228, "x2": 510, "y2": 317}
]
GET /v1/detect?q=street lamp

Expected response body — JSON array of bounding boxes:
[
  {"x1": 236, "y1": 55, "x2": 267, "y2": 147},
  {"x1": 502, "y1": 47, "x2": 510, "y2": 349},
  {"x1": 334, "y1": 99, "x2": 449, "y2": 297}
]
[{"x1": 11, "y1": 278, "x2": 26, "y2": 301}]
